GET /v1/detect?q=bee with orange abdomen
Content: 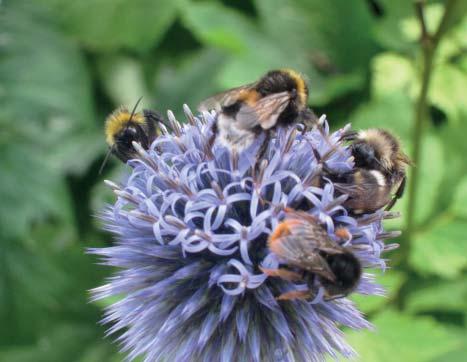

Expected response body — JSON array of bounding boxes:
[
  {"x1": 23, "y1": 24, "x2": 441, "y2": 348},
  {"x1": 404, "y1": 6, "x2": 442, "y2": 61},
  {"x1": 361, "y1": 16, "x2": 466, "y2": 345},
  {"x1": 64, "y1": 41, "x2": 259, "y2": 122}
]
[
  {"x1": 331, "y1": 128, "x2": 411, "y2": 214},
  {"x1": 198, "y1": 69, "x2": 317, "y2": 151},
  {"x1": 261, "y1": 210, "x2": 362, "y2": 301}
]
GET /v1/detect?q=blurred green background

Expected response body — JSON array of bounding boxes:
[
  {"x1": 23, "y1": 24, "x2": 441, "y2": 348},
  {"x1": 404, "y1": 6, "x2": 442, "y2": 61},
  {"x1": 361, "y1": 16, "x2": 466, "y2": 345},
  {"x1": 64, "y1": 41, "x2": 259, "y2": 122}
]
[{"x1": 1, "y1": 0, "x2": 466, "y2": 361}]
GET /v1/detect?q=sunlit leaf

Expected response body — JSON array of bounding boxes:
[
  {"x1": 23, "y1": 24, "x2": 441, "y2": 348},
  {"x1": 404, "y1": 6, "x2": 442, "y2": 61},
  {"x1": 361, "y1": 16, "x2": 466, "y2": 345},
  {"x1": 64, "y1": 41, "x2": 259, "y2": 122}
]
[
  {"x1": 451, "y1": 176, "x2": 467, "y2": 218},
  {"x1": 371, "y1": 53, "x2": 416, "y2": 99},
  {"x1": 96, "y1": 55, "x2": 153, "y2": 109},
  {"x1": 406, "y1": 280, "x2": 467, "y2": 313},
  {"x1": 389, "y1": 133, "x2": 445, "y2": 229},
  {"x1": 372, "y1": 0, "x2": 415, "y2": 51},
  {"x1": 410, "y1": 220, "x2": 467, "y2": 279},
  {"x1": 344, "y1": 310, "x2": 463, "y2": 362},
  {"x1": 430, "y1": 63, "x2": 467, "y2": 123}
]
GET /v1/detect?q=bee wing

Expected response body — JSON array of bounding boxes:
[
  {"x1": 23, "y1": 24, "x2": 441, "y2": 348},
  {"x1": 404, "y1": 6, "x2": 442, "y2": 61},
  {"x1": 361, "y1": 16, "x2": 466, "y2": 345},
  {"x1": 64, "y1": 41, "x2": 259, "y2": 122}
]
[
  {"x1": 236, "y1": 91, "x2": 292, "y2": 130},
  {"x1": 197, "y1": 83, "x2": 256, "y2": 112},
  {"x1": 270, "y1": 225, "x2": 339, "y2": 282}
]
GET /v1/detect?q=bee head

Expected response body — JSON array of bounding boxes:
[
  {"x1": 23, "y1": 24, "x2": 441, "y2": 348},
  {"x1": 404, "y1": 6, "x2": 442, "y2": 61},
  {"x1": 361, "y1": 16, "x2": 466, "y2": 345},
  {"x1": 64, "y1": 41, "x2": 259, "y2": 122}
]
[
  {"x1": 350, "y1": 142, "x2": 382, "y2": 170},
  {"x1": 116, "y1": 123, "x2": 148, "y2": 148},
  {"x1": 257, "y1": 69, "x2": 309, "y2": 109},
  {"x1": 352, "y1": 129, "x2": 411, "y2": 174}
]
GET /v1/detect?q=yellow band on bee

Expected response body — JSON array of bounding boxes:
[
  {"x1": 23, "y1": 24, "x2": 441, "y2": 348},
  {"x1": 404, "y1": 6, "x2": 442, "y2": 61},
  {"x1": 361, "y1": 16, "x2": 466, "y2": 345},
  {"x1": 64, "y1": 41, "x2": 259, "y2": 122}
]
[
  {"x1": 281, "y1": 68, "x2": 307, "y2": 106},
  {"x1": 105, "y1": 107, "x2": 145, "y2": 146}
]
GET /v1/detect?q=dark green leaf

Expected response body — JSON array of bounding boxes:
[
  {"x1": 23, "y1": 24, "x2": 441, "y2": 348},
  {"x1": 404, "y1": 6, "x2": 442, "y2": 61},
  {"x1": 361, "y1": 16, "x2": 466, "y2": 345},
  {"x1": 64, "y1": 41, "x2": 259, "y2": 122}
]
[{"x1": 37, "y1": 0, "x2": 179, "y2": 52}]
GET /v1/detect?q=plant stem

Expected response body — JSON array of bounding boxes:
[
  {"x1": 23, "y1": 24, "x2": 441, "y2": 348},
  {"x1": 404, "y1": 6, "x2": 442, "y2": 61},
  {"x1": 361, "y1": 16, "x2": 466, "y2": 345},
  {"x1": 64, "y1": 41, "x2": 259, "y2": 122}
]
[{"x1": 403, "y1": 0, "x2": 458, "y2": 258}]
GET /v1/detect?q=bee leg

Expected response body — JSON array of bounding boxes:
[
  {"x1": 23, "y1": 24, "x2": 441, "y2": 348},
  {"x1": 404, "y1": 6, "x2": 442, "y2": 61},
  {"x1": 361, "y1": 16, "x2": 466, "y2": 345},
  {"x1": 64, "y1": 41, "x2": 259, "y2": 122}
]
[
  {"x1": 260, "y1": 267, "x2": 302, "y2": 282},
  {"x1": 300, "y1": 107, "x2": 319, "y2": 132},
  {"x1": 323, "y1": 293, "x2": 346, "y2": 301},
  {"x1": 340, "y1": 130, "x2": 359, "y2": 141},
  {"x1": 277, "y1": 290, "x2": 312, "y2": 301},
  {"x1": 256, "y1": 130, "x2": 271, "y2": 161},
  {"x1": 144, "y1": 109, "x2": 170, "y2": 135},
  {"x1": 385, "y1": 176, "x2": 406, "y2": 211}
]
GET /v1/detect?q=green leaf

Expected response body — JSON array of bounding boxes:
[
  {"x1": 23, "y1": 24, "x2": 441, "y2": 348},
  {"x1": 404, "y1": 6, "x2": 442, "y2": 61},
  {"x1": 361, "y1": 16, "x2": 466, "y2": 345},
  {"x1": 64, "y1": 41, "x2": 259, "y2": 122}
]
[
  {"x1": 0, "y1": 323, "x2": 116, "y2": 362},
  {"x1": 291, "y1": 0, "x2": 377, "y2": 72},
  {"x1": 410, "y1": 220, "x2": 467, "y2": 279},
  {"x1": 153, "y1": 48, "x2": 227, "y2": 118},
  {"x1": 431, "y1": 342, "x2": 467, "y2": 362},
  {"x1": 344, "y1": 310, "x2": 463, "y2": 362},
  {"x1": 1, "y1": 1, "x2": 101, "y2": 175},
  {"x1": 351, "y1": 270, "x2": 406, "y2": 314},
  {"x1": 0, "y1": 144, "x2": 68, "y2": 239},
  {"x1": 1, "y1": 2, "x2": 95, "y2": 129},
  {"x1": 180, "y1": 2, "x2": 256, "y2": 54},
  {"x1": 37, "y1": 0, "x2": 179, "y2": 52},
  {"x1": 96, "y1": 55, "x2": 153, "y2": 108},
  {"x1": 371, "y1": 53, "x2": 416, "y2": 100},
  {"x1": 430, "y1": 63, "x2": 467, "y2": 123},
  {"x1": 406, "y1": 280, "x2": 467, "y2": 313},
  {"x1": 451, "y1": 176, "x2": 467, "y2": 218},
  {"x1": 0, "y1": 2, "x2": 100, "y2": 237},
  {"x1": 372, "y1": 0, "x2": 415, "y2": 51},
  {"x1": 389, "y1": 133, "x2": 445, "y2": 229}
]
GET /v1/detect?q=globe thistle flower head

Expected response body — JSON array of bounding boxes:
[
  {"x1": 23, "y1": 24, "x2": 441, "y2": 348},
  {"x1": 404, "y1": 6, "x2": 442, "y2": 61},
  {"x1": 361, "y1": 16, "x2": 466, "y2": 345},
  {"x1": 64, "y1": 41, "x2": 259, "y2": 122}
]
[{"x1": 90, "y1": 106, "x2": 399, "y2": 362}]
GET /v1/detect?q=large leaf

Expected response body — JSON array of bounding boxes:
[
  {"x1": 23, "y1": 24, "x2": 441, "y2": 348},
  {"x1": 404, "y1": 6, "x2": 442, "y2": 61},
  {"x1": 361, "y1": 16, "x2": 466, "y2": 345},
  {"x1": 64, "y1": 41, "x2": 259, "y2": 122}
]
[
  {"x1": 450, "y1": 176, "x2": 467, "y2": 218},
  {"x1": 430, "y1": 63, "x2": 467, "y2": 123},
  {"x1": 1, "y1": 1, "x2": 101, "y2": 175},
  {"x1": 153, "y1": 48, "x2": 227, "y2": 118},
  {"x1": 406, "y1": 280, "x2": 467, "y2": 313},
  {"x1": 371, "y1": 53, "x2": 416, "y2": 100},
  {"x1": 291, "y1": 0, "x2": 377, "y2": 72},
  {"x1": 410, "y1": 220, "x2": 467, "y2": 279},
  {"x1": 37, "y1": 0, "x2": 179, "y2": 52},
  {"x1": 0, "y1": 323, "x2": 116, "y2": 362},
  {"x1": 96, "y1": 55, "x2": 153, "y2": 109},
  {"x1": 0, "y1": 144, "x2": 69, "y2": 239},
  {"x1": 0, "y1": 2, "x2": 101, "y2": 237},
  {"x1": 344, "y1": 310, "x2": 463, "y2": 362},
  {"x1": 372, "y1": 0, "x2": 415, "y2": 51},
  {"x1": 386, "y1": 133, "x2": 445, "y2": 230}
]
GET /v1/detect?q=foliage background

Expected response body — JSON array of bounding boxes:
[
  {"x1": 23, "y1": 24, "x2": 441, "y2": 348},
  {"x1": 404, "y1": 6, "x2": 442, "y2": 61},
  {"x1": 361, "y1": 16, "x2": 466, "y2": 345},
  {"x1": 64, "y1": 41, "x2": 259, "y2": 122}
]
[{"x1": 1, "y1": 0, "x2": 466, "y2": 361}]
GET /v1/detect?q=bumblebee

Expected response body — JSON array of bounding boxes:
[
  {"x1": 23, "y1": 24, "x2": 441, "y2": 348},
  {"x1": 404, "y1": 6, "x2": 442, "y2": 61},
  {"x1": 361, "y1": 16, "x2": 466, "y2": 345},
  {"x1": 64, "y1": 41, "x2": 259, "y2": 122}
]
[
  {"x1": 331, "y1": 129, "x2": 411, "y2": 214},
  {"x1": 261, "y1": 210, "x2": 362, "y2": 301},
  {"x1": 103, "y1": 99, "x2": 165, "y2": 164},
  {"x1": 198, "y1": 69, "x2": 317, "y2": 151}
]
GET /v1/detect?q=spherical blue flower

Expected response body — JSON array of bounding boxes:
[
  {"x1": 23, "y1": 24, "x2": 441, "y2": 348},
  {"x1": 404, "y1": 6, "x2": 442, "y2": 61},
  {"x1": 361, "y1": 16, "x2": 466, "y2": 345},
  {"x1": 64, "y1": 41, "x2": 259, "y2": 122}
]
[{"x1": 90, "y1": 106, "x2": 399, "y2": 362}]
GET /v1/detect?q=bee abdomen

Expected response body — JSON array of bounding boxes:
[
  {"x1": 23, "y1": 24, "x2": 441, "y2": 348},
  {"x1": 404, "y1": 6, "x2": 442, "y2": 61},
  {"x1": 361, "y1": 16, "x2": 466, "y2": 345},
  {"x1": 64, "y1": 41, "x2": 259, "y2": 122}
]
[{"x1": 335, "y1": 169, "x2": 392, "y2": 214}]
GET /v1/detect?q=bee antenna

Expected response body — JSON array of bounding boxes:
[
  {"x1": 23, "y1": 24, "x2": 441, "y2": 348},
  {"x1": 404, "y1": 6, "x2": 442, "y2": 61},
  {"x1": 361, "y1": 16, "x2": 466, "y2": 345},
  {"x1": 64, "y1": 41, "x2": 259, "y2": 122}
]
[
  {"x1": 129, "y1": 96, "x2": 144, "y2": 122},
  {"x1": 98, "y1": 145, "x2": 115, "y2": 175}
]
